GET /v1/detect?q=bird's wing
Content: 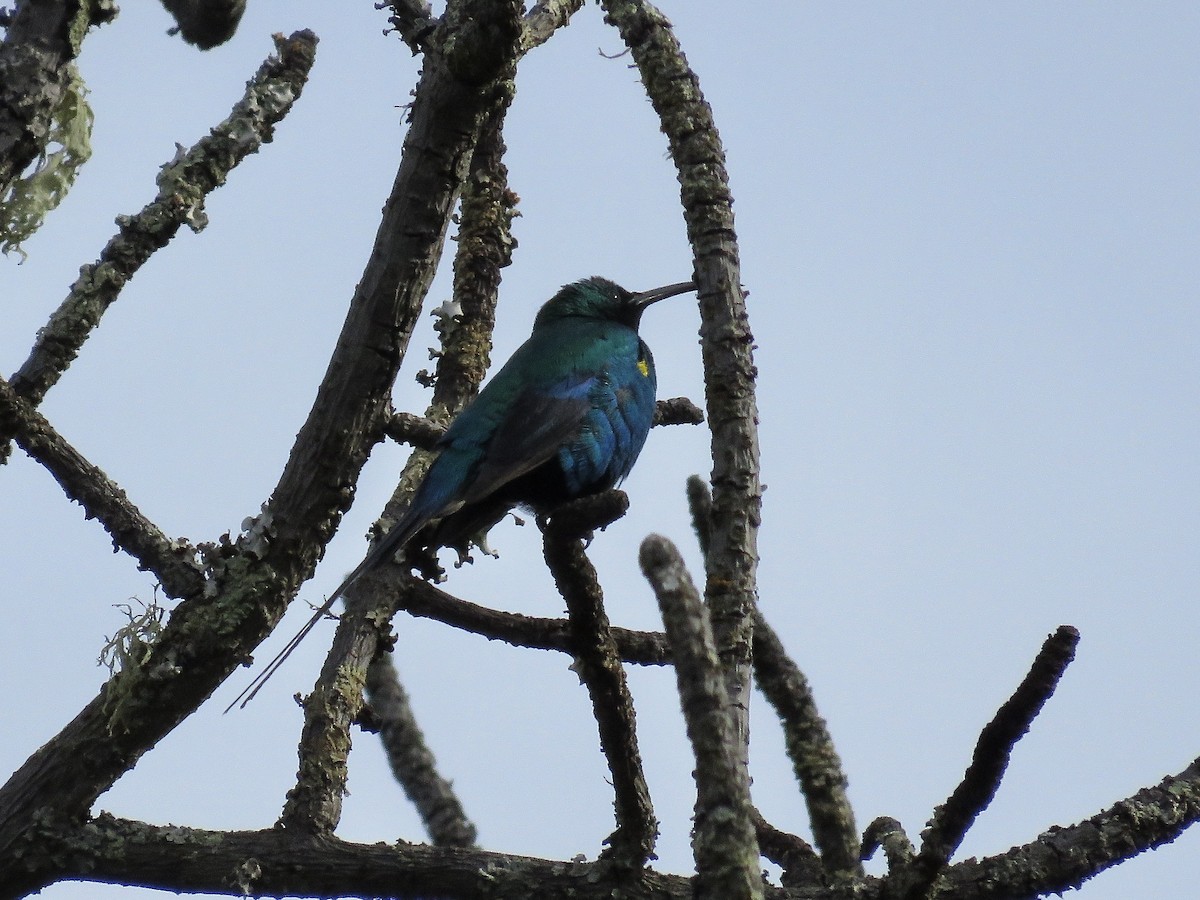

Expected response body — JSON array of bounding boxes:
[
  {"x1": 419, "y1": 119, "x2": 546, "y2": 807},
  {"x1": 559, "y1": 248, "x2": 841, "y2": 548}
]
[{"x1": 455, "y1": 370, "x2": 596, "y2": 507}]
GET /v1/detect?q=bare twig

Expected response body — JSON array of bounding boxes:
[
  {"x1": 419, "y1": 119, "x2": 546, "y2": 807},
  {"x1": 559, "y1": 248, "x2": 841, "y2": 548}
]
[
  {"x1": 603, "y1": 0, "x2": 760, "y2": 763},
  {"x1": 0, "y1": 375, "x2": 204, "y2": 599},
  {"x1": 384, "y1": 397, "x2": 699, "y2": 449},
  {"x1": 399, "y1": 576, "x2": 673, "y2": 664},
  {"x1": 543, "y1": 491, "x2": 657, "y2": 869},
  {"x1": 364, "y1": 653, "x2": 478, "y2": 847},
  {"x1": 158, "y1": 0, "x2": 246, "y2": 49},
  {"x1": 862, "y1": 816, "x2": 915, "y2": 871},
  {"x1": 902, "y1": 625, "x2": 1081, "y2": 898},
  {"x1": 639, "y1": 534, "x2": 762, "y2": 900},
  {"x1": 382, "y1": 410, "x2": 446, "y2": 450},
  {"x1": 653, "y1": 396, "x2": 705, "y2": 427}
]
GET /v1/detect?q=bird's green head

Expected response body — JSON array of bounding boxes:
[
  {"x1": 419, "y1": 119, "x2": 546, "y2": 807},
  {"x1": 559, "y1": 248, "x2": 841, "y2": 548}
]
[{"x1": 534, "y1": 276, "x2": 695, "y2": 330}]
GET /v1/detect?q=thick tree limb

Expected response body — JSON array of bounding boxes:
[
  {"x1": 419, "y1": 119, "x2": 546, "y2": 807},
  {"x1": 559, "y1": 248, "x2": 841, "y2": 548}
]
[
  {"x1": 544, "y1": 491, "x2": 657, "y2": 869},
  {"x1": 23, "y1": 813, "x2": 724, "y2": 900},
  {"x1": 363, "y1": 654, "x2": 478, "y2": 847},
  {"x1": 603, "y1": 0, "x2": 760, "y2": 765},
  {"x1": 282, "y1": 8, "x2": 522, "y2": 831},
  {"x1": 640, "y1": 534, "x2": 762, "y2": 900}
]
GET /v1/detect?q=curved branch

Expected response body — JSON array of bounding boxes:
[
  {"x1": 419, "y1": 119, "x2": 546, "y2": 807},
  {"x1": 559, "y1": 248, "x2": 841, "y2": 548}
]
[
  {"x1": 602, "y1": 0, "x2": 760, "y2": 759},
  {"x1": 753, "y1": 613, "x2": 861, "y2": 877}
]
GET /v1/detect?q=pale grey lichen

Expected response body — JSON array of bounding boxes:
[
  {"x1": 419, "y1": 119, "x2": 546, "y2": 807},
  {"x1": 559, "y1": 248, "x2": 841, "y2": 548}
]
[{"x1": 0, "y1": 63, "x2": 94, "y2": 259}]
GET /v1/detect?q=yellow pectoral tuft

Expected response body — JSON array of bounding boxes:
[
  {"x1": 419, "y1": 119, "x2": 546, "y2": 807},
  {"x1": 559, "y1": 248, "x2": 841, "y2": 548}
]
[{"x1": 637, "y1": 358, "x2": 650, "y2": 378}]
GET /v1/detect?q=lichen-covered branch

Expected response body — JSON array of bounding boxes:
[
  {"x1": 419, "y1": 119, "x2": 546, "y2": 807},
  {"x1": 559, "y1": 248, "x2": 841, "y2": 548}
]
[
  {"x1": 23, "y1": 813, "x2": 719, "y2": 900},
  {"x1": 950, "y1": 756, "x2": 1200, "y2": 899},
  {"x1": 0, "y1": 375, "x2": 205, "y2": 598},
  {"x1": 751, "y1": 807, "x2": 822, "y2": 888},
  {"x1": 364, "y1": 653, "x2": 478, "y2": 847},
  {"x1": 0, "y1": 0, "x2": 114, "y2": 194},
  {"x1": 4, "y1": 30, "x2": 317, "y2": 430},
  {"x1": 603, "y1": 0, "x2": 760, "y2": 764},
  {"x1": 544, "y1": 491, "x2": 657, "y2": 869},
  {"x1": 690, "y1": 474, "x2": 860, "y2": 877},
  {"x1": 753, "y1": 614, "x2": 861, "y2": 877},
  {"x1": 522, "y1": 0, "x2": 585, "y2": 52},
  {"x1": 639, "y1": 534, "x2": 762, "y2": 900}
]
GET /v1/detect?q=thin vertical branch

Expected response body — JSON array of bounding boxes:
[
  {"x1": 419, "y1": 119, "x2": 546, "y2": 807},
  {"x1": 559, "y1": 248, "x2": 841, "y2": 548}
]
[
  {"x1": 543, "y1": 492, "x2": 657, "y2": 869},
  {"x1": 640, "y1": 534, "x2": 762, "y2": 900},
  {"x1": 360, "y1": 68, "x2": 517, "y2": 843}
]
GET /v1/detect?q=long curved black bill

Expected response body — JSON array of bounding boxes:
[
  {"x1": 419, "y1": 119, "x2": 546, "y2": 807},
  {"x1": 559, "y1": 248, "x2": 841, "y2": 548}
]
[{"x1": 631, "y1": 280, "x2": 696, "y2": 309}]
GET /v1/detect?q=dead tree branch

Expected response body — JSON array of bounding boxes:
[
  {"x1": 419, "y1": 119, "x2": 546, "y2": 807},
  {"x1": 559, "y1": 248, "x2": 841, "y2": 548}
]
[
  {"x1": 640, "y1": 533, "x2": 762, "y2": 900},
  {"x1": 603, "y1": 0, "x2": 760, "y2": 761},
  {"x1": 544, "y1": 491, "x2": 657, "y2": 869}
]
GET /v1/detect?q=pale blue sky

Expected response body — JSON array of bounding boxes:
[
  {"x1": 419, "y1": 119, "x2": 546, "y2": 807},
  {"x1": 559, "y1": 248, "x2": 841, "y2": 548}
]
[{"x1": 3, "y1": 3, "x2": 1198, "y2": 898}]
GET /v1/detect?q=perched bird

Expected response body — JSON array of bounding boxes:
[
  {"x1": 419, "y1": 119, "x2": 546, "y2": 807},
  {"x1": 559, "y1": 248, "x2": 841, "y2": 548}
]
[{"x1": 229, "y1": 276, "x2": 695, "y2": 708}]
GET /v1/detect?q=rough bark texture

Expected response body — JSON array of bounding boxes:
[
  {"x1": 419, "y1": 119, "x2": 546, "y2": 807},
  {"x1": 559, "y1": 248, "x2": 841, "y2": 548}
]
[
  {"x1": 0, "y1": 0, "x2": 114, "y2": 192},
  {"x1": 3, "y1": 4, "x2": 1198, "y2": 899}
]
